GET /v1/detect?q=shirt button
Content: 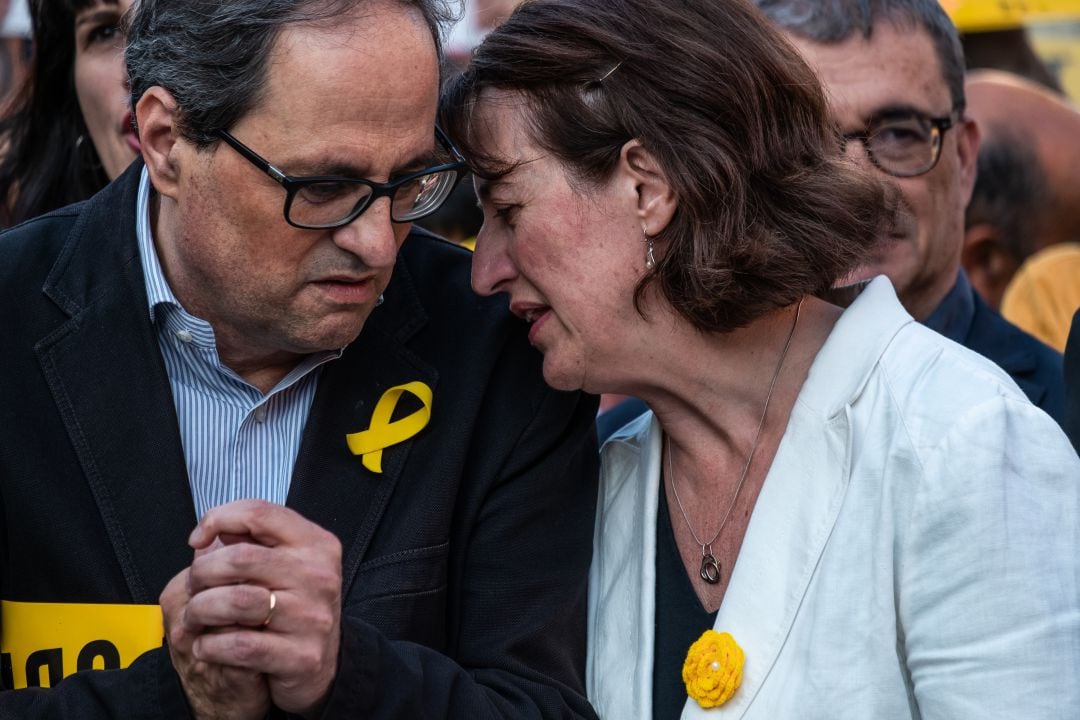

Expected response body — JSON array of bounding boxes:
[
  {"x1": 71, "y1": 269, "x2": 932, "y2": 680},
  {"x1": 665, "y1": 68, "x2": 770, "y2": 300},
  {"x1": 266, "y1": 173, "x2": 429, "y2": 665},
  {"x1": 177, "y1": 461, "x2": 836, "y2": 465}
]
[
  {"x1": 176, "y1": 330, "x2": 194, "y2": 343},
  {"x1": 253, "y1": 405, "x2": 268, "y2": 423}
]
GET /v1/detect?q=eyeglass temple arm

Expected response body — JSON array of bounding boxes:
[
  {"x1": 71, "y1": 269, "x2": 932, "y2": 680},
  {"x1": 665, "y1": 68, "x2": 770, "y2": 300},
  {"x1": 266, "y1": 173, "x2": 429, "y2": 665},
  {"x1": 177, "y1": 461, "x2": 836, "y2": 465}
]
[
  {"x1": 215, "y1": 130, "x2": 288, "y2": 186},
  {"x1": 435, "y1": 124, "x2": 466, "y2": 165}
]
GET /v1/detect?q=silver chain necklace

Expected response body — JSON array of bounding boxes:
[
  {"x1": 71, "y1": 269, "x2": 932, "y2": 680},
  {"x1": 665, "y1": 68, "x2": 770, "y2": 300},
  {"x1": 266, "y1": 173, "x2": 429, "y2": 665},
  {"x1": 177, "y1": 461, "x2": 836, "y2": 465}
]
[{"x1": 667, "y1": 298, "x2": 804, "y2": 585}]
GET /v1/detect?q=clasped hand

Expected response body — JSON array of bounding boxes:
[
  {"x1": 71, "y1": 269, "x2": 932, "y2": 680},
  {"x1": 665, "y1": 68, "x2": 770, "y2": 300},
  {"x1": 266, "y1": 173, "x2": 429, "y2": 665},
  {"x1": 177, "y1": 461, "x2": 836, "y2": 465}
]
[{"x1": 161, "y1": 500, "x2": 343, "y2": 720}]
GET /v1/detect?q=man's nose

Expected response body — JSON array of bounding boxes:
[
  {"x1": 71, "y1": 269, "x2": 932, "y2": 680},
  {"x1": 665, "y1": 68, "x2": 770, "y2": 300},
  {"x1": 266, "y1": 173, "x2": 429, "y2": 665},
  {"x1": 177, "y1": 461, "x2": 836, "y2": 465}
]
[{"x1": 330, "y1": 197, "x2": 399, "y2": 269}]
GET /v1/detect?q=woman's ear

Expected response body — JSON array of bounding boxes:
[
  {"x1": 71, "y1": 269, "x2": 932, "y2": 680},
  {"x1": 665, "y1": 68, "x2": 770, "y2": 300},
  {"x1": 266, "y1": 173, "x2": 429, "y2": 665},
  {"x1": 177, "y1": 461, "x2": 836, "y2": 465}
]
[
  {"x1": 619, "y1": 139, "x2": 677, "y2": 234},
  {"x1": 135, "y1": 86, "x2": 184, "y2": 199}
]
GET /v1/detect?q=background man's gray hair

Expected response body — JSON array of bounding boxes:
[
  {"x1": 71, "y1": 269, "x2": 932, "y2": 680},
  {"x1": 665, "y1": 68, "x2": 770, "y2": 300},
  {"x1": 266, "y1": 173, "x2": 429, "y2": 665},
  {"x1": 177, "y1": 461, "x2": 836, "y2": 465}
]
[
  {"x1": 754, "y1": 0, "x2": 967, "y2": 113},
  {"x1": 125, "y1": 0, "x2": 455, "y2": 147},
  {"x1": 965, "y1": 128, "x2": 1046, "y2": 263}
]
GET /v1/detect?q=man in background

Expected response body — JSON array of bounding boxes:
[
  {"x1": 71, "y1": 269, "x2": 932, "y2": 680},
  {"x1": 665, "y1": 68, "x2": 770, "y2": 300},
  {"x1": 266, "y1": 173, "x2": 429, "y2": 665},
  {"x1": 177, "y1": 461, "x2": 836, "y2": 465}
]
[
  {"x1": 757, "y1": 0, "x2": 1064, "y2": 422},
  {"x1": 962, "y1": 70, "x2": 1080, "y2": 350}
]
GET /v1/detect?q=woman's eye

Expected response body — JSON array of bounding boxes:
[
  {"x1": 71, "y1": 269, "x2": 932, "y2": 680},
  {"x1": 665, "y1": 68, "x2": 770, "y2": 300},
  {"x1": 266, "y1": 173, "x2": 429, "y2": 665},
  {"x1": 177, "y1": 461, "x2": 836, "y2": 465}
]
[
  {"x1": 89, "y1": 24, "x2": 119, "y2": 44},
  {"x1": 77, "y1": 16, "x2": 121, "y2": 49}
]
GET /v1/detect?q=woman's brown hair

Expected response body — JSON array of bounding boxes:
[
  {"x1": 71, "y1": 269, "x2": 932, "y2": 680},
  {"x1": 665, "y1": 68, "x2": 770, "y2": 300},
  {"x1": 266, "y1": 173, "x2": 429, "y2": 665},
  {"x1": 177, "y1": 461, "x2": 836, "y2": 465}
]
[{"x1": 442, "y1": 0, "x2": 892, "y2": 332}]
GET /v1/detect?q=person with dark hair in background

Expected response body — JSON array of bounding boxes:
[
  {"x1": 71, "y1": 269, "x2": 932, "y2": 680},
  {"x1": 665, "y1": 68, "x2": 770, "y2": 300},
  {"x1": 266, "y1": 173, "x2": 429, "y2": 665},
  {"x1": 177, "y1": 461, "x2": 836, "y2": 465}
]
[
  {"x1": 0, "y1": 0, "x2": 599, "y2": 717},
  {"x1": 962, "y1": 70, "x2": 1080, "y2": 311},
  {"x1": 757, "y1": 0, "x2": 1065, "y2": 425},
  {"x1": 443, "y1": 0, "x2": 1080, "y2": 717},
  {"x1": 960, "y1": 70, "x2": 1080, "y2": 352},
  {"x1": 0, "y1": 0, "x2": 138, "y2": 227},
  {"x1": 961, "y1": 125, "x2": 1046, "y2": 311}
]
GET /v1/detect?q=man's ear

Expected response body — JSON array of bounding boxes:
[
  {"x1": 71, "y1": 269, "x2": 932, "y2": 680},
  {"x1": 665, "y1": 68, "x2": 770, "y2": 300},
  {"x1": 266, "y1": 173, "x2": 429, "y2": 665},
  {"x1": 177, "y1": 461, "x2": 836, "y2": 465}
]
[
  {"x1": 956, "y1": 117, "x2": 981, "y2": 205},
  {"x1": 962, "y1": 222, "x2": 1021, "y2": 310},
  {"x1": 618, "y1": 139, "x2": 677, "y2": 235},
  {"x1": 135, "y1": 86, "x2": 184, "y2": 199}
]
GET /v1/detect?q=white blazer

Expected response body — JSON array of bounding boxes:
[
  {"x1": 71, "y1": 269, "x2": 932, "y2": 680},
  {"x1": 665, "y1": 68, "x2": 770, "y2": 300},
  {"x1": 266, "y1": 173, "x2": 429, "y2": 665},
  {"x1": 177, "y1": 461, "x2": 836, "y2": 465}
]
[{"x1": 587, "y1": 277, "x2": 1080, "y2": 720}]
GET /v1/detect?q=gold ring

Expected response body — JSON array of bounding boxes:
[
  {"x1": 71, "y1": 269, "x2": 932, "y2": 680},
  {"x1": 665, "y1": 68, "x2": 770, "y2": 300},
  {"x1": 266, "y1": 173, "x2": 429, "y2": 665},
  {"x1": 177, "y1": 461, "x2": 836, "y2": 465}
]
[{"x1": 261, "y1": 590, "x2": 277, "y2": 628}]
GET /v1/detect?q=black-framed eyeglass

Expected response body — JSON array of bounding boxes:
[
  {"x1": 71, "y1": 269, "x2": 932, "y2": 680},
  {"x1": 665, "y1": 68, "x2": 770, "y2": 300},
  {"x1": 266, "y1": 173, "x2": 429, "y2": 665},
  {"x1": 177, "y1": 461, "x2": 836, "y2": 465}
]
[
  {"x1": 215, "y1": 126, "x2": 465, "y2": 229},
  {"x1": 840, "y1": 111, "x2": 956, "y2": 178}
]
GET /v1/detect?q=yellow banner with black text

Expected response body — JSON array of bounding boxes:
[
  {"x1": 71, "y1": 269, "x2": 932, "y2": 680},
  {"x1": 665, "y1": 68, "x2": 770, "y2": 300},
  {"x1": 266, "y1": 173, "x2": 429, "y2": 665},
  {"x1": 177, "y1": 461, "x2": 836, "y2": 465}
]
[{"x1": 0, "y1": 600, "x2": 164, "y2": 689}]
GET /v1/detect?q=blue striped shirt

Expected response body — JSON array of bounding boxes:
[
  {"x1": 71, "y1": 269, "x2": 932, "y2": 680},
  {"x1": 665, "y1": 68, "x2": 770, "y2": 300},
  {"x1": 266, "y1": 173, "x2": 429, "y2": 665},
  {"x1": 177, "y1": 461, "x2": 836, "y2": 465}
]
[{"x1": 135, "y1": 168, "x2": 342, "y2": 519}]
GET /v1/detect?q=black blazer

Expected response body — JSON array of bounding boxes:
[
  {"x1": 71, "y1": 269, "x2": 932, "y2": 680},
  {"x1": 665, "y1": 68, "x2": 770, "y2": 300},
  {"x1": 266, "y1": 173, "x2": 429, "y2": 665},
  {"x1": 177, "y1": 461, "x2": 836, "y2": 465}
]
[
  {"x1": 963, "y1": 289, "x2": 1065, "y2": 423},
  {"x1": 0, "y1": 162, "x2": 600, "y2": 719},
  {"x1": 1065, "y1": 310, "x2": 1080, "y2": 453}
]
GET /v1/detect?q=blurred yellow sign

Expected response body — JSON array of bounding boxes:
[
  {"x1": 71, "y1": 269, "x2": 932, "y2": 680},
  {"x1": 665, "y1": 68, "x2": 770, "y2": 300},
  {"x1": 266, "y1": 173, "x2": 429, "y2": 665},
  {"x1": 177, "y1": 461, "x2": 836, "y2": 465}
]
[
  {"x1": 1, "y1": 601, "x2": 163, "y2": 689},
  {"x1": 942, "y1": 0, "x2": 1080, "y2": 32}
]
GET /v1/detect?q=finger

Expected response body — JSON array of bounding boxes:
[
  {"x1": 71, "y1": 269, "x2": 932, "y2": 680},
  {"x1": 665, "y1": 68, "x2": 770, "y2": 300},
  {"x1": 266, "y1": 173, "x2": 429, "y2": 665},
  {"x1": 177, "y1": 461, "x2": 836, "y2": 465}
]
[
  {"x1": 161, "y1": 569, "x2": 200, "y2": 652},
  {"x1": 160, "y1": 567, "x2": 192, "y2": 614},
  {"x1": 192, "y1": 536, "x2": 225, "y2": 560},
  {"x1": 190, "y1": 500, "x2": 333, "y2": 550},
  {"x1": 184, "y1": 585, "x2": 277, "y2": 630},
  {"x1": 192, "y1": 627, "x2": 337, "y2": 680},
  {"x1": 188, "y1": 541, "x2": 284, "y2": 592}
]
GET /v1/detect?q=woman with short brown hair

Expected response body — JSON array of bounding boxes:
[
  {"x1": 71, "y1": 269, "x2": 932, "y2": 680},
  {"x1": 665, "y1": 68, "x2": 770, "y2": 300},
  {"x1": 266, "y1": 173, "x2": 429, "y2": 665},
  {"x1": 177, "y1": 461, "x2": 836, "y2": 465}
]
[{"x1": 442, "y1": 0, "x2": 1080, "y2": 717}]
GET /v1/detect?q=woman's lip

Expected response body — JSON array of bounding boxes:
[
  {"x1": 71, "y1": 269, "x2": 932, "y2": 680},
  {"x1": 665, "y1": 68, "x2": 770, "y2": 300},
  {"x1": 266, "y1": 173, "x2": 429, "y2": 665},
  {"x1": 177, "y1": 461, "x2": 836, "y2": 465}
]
[{"x1": 124, "y1": 130, "x2": 141, "y2": 153}]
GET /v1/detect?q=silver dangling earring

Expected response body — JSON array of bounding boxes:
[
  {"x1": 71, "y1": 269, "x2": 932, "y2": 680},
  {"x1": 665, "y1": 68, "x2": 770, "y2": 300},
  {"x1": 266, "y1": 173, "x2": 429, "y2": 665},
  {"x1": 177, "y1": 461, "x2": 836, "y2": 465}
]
[{"x1": 643, "y1": 224, "x2": 656, "y2": 270}]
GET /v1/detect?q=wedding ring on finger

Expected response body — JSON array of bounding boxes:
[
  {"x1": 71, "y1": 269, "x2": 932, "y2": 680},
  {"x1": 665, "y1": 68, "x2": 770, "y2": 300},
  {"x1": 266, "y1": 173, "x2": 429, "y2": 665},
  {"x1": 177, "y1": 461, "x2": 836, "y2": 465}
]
[{"x1": 261, "y1": 590, "x2": 277, "y2": 628}]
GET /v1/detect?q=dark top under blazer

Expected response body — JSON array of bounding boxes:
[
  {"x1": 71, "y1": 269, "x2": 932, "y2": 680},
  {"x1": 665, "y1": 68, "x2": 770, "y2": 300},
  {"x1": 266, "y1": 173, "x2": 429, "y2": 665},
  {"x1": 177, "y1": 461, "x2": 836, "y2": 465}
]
[
  {"x1": 1064, "y1": 310, "x2": 1080, "y2": 453},
  {"x1": 964, "y1": 288, "x2": 1065, "y2": 422},
  {"x1": 0, "y1": 161, "x2": 600, "y2": 719}
]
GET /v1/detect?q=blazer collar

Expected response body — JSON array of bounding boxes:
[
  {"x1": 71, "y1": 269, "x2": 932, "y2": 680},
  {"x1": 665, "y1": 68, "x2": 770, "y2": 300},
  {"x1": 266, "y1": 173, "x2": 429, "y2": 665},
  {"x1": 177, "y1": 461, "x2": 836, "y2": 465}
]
[
  {"x1": 797, "y1": 276, "x2": 915, "y2": 419},
  {"x1": 36, "y1": 160, "x2": 197, "y2": 602},
  {"x1": 287, "y1": 251, "x2": 438, "y2": 594}
]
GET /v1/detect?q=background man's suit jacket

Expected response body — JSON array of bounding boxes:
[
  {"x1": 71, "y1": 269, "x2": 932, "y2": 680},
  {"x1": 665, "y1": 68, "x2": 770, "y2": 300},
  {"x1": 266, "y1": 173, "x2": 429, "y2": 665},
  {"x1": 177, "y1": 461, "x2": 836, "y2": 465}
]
[{"x1": 0, "y1": 162, "x2": 600, "y2": 718}]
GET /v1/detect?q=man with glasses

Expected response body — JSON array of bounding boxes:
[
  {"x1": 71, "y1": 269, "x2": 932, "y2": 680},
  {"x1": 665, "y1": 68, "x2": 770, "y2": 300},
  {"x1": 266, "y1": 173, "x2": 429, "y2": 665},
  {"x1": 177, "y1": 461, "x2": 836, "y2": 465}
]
[
  {"x1": 0, "y1": 1, "x2": 599, "y2": 718},
  {"x1": 757, "y1": 0, "x2": 1064, "y2": 421}
]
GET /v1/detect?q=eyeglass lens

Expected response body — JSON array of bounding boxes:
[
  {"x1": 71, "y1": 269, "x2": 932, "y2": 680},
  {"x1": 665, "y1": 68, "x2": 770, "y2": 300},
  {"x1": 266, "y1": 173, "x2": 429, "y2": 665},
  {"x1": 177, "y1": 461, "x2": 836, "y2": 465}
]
[
  {"x1": 865, "y1": 116, "x2": 943, "y2": 177},
  {"x1": 288, "y1": 168, "x2": 459, "y2": 228}
]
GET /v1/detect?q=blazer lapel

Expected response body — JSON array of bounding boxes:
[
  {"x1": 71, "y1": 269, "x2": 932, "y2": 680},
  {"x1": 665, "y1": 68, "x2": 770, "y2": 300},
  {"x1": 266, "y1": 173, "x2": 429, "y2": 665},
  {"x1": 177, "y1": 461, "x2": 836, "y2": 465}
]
[
  {"x1": 287, "y1": 258, "x2": 438, "y2": 594},
  {"x1": 680, "y1": 405, "x2": 853, "y2": 719},
  {"x1": 680, "y1": 278, "x2": 909, "y2": 718},
  {"x1": 35, "y1": 163, "x2": 197, "y2": 603}
]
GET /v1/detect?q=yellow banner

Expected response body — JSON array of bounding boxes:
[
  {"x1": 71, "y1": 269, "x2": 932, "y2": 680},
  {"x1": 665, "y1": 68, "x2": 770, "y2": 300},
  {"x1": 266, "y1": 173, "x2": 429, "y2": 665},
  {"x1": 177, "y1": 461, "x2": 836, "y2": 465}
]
[
  {"x1": 941, "y1": 0, "x2": 1080, "y2": 32},
  {"x1": 1, "y1": 601, "x2": 163, "y2": 689}
]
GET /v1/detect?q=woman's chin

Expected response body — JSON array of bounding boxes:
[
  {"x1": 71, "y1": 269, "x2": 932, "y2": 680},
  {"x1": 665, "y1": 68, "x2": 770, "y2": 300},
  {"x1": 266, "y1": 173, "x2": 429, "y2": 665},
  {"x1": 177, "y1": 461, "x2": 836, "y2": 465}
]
[{"x1": 541, "y1": 356, "x2": 586, "y2": 393}]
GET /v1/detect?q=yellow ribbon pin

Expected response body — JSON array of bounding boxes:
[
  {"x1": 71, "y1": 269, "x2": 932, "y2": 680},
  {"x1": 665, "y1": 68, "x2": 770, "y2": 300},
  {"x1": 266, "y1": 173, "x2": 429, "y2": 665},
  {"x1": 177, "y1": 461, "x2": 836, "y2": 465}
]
[{"x1": 346, "y1": 381, "x2": 433, "y2": 473}]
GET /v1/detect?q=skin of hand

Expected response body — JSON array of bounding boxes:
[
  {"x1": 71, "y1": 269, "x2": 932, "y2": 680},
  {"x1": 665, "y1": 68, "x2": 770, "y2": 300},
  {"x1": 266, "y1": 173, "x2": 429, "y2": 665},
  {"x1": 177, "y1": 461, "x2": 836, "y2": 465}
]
[
  {"x1": 181, "y1": 499, "x2": 344, "y2": 718},
  {"x1": 161, "y1": 562, "x2": 271, "y2": 720}
]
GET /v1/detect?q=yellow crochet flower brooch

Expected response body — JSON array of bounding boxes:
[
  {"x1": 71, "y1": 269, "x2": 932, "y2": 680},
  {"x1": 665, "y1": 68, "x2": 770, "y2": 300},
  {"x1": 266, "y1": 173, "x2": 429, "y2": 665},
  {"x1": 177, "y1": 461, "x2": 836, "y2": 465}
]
[{"x1": 682, "y1": 630, "x2": 744, "y2": 708}]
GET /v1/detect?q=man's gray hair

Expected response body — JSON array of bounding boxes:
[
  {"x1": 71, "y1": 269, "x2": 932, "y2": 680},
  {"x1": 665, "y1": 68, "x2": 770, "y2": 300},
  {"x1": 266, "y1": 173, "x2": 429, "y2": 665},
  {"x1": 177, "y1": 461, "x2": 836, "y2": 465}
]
[
  {"x1": 125, "y1": 0, "x2": 455, "y2": 147},
  {"x1": 754, "y1": 0, "x2": 967, "y2": 113}
]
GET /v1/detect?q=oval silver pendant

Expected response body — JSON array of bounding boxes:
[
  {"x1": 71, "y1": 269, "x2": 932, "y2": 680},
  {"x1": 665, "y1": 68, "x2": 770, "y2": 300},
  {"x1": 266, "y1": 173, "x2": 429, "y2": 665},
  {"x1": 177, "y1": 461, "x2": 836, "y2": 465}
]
[{"x1": 700, "y1": 554, "x2": 722, "y2": 584}]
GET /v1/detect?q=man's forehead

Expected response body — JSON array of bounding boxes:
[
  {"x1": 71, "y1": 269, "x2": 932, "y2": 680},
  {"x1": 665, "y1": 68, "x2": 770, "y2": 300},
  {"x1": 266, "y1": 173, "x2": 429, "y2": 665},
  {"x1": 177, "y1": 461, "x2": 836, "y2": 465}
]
[
  {"x1": 785, "y1": 23, "x2": 951, "y2": 126},
  {"x1": 233, "y1": 2, "x2": 439, "y2": 175}
]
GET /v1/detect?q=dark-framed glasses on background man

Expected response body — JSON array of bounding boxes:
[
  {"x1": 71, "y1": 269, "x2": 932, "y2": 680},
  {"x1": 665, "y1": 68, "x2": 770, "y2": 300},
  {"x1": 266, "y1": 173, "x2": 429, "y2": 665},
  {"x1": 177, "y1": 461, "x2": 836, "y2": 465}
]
[
  {"x1": 215, "y1": 126, "x2": 465, "y2": 229},
  {"x1": 839, "y1": 110, "x2": 957, "y2": 178}
]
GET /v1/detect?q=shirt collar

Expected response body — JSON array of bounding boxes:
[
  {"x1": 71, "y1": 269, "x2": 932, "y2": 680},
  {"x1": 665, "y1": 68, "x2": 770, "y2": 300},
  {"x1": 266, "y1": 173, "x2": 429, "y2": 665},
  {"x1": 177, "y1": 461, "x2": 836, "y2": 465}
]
[
  {"x1": 135, "y1": 166, "x2": 182, "y2": 323},
  {"x1": 923, "y1": 269, "x2": 976, "y2": 345}
]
